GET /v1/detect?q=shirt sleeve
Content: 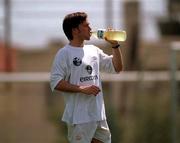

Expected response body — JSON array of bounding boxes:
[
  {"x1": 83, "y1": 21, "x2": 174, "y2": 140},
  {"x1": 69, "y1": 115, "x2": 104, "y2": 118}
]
[
  {"x1": 50, "y1": 49, "x2": 69, "y2": 92},
  {"x1": 98, "y1": 48, "x2": 117, "y2": 74}
]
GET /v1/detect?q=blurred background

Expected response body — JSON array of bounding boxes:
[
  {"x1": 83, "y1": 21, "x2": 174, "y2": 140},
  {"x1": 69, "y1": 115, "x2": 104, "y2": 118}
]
[{"x1": 0, "y1": 0, "x2": 180, "y2": 143}]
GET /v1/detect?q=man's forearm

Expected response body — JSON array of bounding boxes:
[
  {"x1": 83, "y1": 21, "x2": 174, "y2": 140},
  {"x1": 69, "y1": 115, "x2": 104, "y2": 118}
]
[
  {"x1": 105, "y1": 37, "x2": 123, "y2": 73},
  {"x1": 55, "y1": 80, "x2": 81, "y2": 93},
  {"x1": 55, "y1": 80, "x2": 101, "y2": 96},
  {"x1": 112, "y1": 48, "x2": 123, "y2": 72}
]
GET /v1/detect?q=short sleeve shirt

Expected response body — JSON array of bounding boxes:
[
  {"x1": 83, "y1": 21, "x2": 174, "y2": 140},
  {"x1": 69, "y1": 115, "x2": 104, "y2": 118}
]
[{"x1": 50, "y1": 44, "x2": 116, "y2": 124}]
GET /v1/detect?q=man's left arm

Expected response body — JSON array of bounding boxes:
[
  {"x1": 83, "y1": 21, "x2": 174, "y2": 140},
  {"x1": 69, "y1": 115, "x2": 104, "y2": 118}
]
[
  {"x1": 111, "y1": 44, "x2": 123, "y2": 73},
  {"x1": 105, "y1": 37, "x2": 124, "y2": 73}
]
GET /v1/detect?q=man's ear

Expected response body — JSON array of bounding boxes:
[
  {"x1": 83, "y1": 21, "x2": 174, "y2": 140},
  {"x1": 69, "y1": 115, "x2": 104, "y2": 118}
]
[
  {"x1": 72, "y1": 27, "x2": 80, "y2": 34},
  {"x1": 72, "y1": 27, "x2": 78, "y2": 34}
]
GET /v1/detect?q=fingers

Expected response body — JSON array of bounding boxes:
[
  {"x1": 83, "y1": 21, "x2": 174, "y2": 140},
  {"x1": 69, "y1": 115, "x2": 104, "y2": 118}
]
[
  {"x1": 80, "y1": 85, "x2": 101, "y2": 96},
  {"x1": 105, "y1": 37, "x2": 119, "y2": 45},
  {"x1": 107, "y1": 27, "x2": 113, "y2": 31},
  {"x1": 105, "y1": 27, "x2": 120, "y2": 44},
  {"x1": 90, "y1": 85, "x2": 101, "y2": 96}
]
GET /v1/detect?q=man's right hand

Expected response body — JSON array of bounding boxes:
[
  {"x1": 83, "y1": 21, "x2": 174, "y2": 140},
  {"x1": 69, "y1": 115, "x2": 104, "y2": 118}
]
[
  {"x1": 55, "y1": 80, "x2": 100, "y2": 96},
  {"x1": 79, "y1": 85, "x2": 101, "y2": 96}
]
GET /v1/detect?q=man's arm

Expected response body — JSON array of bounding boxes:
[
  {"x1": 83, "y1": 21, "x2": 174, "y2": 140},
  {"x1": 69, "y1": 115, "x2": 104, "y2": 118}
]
[
  {"x1": 111, "y1": 45, "x2": 123, "y2": 72},
  {"x1": 55, "y1": 80, "x2": 101, "y2": 96},
  {"x1": 105, "y1": 37, "x2": 123, "y2": 73}
]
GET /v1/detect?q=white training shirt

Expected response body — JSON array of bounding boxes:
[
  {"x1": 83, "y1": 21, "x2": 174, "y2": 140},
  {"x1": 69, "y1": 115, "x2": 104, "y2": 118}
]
[{"x1": 50, "y1": 44, "x2": 116, "y2": 124}]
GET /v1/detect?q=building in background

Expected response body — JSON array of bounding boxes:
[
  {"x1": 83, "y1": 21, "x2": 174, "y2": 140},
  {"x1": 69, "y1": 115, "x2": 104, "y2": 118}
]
[{"x1": 0, "y1": 40, "x2": 16, "y2": 72}]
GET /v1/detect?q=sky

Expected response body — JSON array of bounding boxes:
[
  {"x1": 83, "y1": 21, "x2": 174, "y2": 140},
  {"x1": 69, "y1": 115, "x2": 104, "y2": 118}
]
[{"x1": 0, "y1": 0, "x2": 167, "y2": 49}]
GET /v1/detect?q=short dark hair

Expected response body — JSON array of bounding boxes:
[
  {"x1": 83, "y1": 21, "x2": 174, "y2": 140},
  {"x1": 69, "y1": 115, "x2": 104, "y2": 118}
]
[{"x1": 62, "y1": 12, "x2": 87, "y2": 40}]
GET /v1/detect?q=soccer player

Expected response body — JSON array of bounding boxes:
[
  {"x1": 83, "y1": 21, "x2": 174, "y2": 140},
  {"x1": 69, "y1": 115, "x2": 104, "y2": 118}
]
[{"x1": 50, "y1": 12, "x2": 123, "y2": 143}]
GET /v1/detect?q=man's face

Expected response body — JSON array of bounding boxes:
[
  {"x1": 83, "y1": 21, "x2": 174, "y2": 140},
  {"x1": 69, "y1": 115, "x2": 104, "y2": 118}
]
[{"x1": 77, "y1": 19, "x2": 92, "y2": 40}]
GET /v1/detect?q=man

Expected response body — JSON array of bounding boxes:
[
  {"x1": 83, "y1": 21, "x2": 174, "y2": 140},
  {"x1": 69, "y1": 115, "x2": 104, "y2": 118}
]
[{"x1": 50, "y1": 12, "x2": 123, "y2": 143}]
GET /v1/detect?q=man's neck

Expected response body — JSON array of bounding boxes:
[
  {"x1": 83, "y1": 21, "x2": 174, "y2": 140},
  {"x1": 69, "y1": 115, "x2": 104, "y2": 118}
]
[{"x1": 69, "y1": 39, "x2": 84, "y2": 47}]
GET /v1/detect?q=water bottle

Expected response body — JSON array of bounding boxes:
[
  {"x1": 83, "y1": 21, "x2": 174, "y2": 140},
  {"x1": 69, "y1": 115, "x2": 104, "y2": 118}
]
[{"x1": 91, "y1": 29, "x2": 127, "y2": 42}]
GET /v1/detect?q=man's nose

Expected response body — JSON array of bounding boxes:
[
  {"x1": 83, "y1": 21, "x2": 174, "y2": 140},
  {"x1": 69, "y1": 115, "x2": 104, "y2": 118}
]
[{"x1": 89, "y1": 26, "x2": 92, "y2": 31}]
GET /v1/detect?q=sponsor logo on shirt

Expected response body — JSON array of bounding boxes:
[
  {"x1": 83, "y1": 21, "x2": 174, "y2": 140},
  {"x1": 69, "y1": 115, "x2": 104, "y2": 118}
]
[
  {"x1": 73, "y1": 57, "x2": 82, "y2": 66},
  {"x1": 80, "y1": 75, "x2": 98, "y2": 82},
  {"x1": 85, "y1": 65, "x2": 92, "y2": 75},
  {"x1": 80, "y1": 65, "x2": 98, "y2": 82}
]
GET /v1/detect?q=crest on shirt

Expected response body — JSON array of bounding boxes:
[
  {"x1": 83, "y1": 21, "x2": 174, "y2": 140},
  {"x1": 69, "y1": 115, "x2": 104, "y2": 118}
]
[
  {"x1": 86, "y1": 65, "x2": 92, "y2": 74},
  {"x1": 73, "y1": 57, "x2": 82, "y2": 66}
]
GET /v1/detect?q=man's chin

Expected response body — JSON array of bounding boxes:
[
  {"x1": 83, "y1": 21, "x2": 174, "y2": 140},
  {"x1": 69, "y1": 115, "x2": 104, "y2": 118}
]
[{"x1": 85, "y1": 37, "x2": 90, "y2": 40}]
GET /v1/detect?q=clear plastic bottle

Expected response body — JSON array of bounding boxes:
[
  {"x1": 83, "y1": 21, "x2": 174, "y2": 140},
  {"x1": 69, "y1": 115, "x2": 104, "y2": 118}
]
[{"x1": 91, "y1": 29, "x2": 127, "y2": 42}]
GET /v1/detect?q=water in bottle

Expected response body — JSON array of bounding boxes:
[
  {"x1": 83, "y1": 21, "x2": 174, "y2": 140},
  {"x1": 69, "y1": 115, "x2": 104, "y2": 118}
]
[{"x1": 91, "y1": 29, "x2": 126, "y2": 42}]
